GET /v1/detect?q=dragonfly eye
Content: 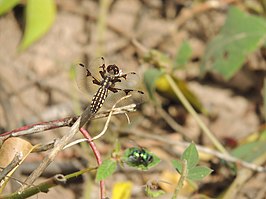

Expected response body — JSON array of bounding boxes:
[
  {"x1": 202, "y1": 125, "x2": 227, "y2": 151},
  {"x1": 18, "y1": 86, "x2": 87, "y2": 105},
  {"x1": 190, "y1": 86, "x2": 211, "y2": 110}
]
[{"x1": 107, "y1": 65, "x2": 120, "y2": 75}]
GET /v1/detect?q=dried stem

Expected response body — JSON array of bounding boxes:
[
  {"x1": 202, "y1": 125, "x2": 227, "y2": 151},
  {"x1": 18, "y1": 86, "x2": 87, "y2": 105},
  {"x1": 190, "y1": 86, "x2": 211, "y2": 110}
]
[
  {"x1": 0, "y1": 153, "x2": 22, "y2": 182},
  {"x1": 0, "y1": 104, "x2": 137, "y2": 141},
  {"x1": 92, "y1": 95, "x2": 132, "y2": 141},
  {"x1": 18, "y1": 117, "x2": 81, "y2": 191}
]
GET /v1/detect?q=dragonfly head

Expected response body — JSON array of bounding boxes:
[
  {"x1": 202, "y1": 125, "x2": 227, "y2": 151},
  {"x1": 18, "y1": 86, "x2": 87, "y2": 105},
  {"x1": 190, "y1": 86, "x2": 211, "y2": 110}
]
[{"x1": 107, "y1": 64, "x2": 120, "y2": 76}]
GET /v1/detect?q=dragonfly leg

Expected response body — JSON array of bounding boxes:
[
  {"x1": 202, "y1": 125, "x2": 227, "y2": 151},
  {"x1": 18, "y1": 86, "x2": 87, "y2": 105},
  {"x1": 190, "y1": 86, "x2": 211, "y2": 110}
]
[
  {"x1": 120, "y1": 72, "x2": 137, "y2": 80},
  {"x1": 99, "y1": 57, "x2": 107, "y2": 79},
  {"x1": 92, "y1": 79, "x2": 101, "y2": 85}
]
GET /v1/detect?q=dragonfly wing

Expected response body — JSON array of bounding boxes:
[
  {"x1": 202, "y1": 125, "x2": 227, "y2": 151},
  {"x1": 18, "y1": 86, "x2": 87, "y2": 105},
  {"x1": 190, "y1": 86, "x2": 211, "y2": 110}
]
[
  {"x1": 87, "y1": 57, "x2": 105, "y2": 81},
  {"x1": 75, "y1": 57, "x2": 105, "y2": 95},
  {"x1": 103, "y1": 73, "x2": 145, "y2": 109},
  {"x1": 75, "y1": 63, "x2": 92, "y2": 94}
]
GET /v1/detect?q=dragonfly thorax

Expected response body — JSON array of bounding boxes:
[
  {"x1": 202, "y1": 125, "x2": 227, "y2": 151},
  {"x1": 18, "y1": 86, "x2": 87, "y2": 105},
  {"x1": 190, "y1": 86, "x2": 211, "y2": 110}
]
[{"x1": 101, "y1": 76, "x2": 117, "y2": 89}]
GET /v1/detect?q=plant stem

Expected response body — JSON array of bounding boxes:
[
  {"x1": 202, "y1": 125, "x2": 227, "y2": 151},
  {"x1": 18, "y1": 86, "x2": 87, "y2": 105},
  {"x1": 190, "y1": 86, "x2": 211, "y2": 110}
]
[
  {"x1": 165, "y1": 74, "x2": 228, "y2": 155},
  {"x1": 1, "y1": 168, "x2": 96, "y2": 199},
  {"x1": 172, "y1": 159, "x2": 188, "y2": 199},
  {"x1": 79, "y1": 128, "x2": 106, "y2": 199},
  {"x1": 96, "y1": 0, "x2": 112, "y2": 56}
]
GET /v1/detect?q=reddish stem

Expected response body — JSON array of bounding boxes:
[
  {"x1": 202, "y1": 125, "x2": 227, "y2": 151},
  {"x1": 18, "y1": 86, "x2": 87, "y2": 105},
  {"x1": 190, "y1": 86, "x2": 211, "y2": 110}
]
[
  {"x1": 0, "y1": 117, "x2": 77, "y2": 139},
  {"x1": 79, "y1": 128, "x2": 105, "y2": 199}
]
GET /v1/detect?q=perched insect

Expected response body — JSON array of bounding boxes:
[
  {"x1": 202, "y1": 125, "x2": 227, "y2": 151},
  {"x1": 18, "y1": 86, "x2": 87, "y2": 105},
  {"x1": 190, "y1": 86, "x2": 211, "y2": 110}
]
[
  {"x1": 76, "y1": 57, "x2": 144, "y2": 126},
  {"x1": 126, "y1": 147, "x2": 154, "y2": 167}
]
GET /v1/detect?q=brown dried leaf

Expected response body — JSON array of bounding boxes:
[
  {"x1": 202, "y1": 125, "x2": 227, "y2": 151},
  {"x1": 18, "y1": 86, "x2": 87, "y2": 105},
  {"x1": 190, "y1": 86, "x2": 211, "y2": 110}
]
[{"x1": 0, "y1": 137, "x2": 34, "y2": 192}]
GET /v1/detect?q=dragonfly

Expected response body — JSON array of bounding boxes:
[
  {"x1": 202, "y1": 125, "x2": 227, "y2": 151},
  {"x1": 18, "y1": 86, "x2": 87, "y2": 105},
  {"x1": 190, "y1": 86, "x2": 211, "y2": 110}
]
[{"x1": 76, "y1": 57, "x2": 144, "y2": 127}]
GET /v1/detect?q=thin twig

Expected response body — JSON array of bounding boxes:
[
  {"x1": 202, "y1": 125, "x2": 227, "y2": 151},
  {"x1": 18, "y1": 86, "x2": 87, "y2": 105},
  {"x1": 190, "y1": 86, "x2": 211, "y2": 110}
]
[
  {"x1": 7, "y1": 101, "x2": 135, "y2": 195},
  {"x1": 175, "y1": 0, "x2": 237, "y2": 28},
  {"x1": 0, "y1": 153, "x2": 22, "y2": 182},
  {"x1": 32, "y1": 140, "x2": 58, "y2": 153},
  {"x1": 18, "y1": 117, "x2": 81, "y2": 191},
  {"x1": 221, "y1": 152, "x2": 266, "y2": 198},
  {"x1": 133, "y1": 39, "x2": 227, "y2": 154},
  {"x1": 2, "y1": 168, "x2": 96, "y2": 199},
  {"x1": 0, "y1": 104, "x2": 137, "y2": 141},
  {"x1": 92, "y1": 95, "x2": 132, "y2": 141},
  {"x1": 156, "y1": 105, "x2": 189, "y2": 138},
  {"x1": 3, "y1": 175, "x2": 65, "y2": 199},
  {"x1": 0, "y1": 117, "x2": 77, "y2": 139},
  {"x1": 165, "y1": 74, "x2": 228, "y2": 155}
]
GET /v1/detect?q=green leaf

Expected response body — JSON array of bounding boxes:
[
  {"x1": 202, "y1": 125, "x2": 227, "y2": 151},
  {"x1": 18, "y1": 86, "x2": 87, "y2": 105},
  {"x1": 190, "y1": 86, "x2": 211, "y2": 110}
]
[
  {"x1": 18, "y1": 0, "x2": 56, "y2": 51},
  {"x1": 174, "y1": 41, "x2": 192, "y2": 69},
  {"x1": 144, "y1": 68, "x2": 164, "y2": 100},
  {"x1": 145, "y1": 186, "x2": 165, "y2": 198},
  {"x1": 181, "y1": 143, "x2": 199, "y2": 169},
  {"x1": 187, "y1": 166, "x2": 213, "y2": 181},
  {"x1": 147, "y1": 153, "x2": 161, "y2": 169},
  {"x1": 231, "y1": 140, "x2": 266, "y2": 162},
  {"x1": 259, "y1": 129, "x2": 266, "y2": 141},
  {"x1": 201, "y1": 6, "x2": 266, "y2": 79},
  {"x1": 96, "y1": 159, "x2": 117, "y2": 181},
  {"x1": 262, "y1": 78, "x2": 266, "y2": 120},
  {"x1": 144, "y1": 49, "x2": 172, "y2": 69},
  {"x1": 172, "y1": 159, "x2": 183, "y2": 174},
  {"x1": 0, "y1": 0, "x2": 20, "y2": 15}
]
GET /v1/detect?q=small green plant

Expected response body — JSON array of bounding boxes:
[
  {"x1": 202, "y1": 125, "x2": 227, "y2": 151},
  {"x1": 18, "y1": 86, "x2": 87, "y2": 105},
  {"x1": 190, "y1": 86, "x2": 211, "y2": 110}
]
[
  {"x1": 143, "y1": 45, "x2": 227, "y2": 154},
  {"x1": 96, "y1": 145, "x2": 160, "y2": 181},
  {"x1": 96, "y1": 158, "x2": 117, "y2": 181},
  {"x1": 172, "y1": 143, "x2": 213, "y2": 198},
  {"x1": 201, "y1": 6, "x2": 266, "y2": 79}
]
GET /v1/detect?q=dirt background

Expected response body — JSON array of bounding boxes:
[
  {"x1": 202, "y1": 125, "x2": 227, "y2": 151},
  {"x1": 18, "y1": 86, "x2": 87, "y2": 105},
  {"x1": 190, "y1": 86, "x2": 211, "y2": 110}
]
[{"x1": 0, "y1": 0, "x2": 266, "y2": 199}]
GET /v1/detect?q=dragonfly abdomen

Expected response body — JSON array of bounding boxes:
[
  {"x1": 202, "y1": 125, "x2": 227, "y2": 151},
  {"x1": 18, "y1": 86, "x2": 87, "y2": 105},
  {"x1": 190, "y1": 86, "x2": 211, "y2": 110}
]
[{"x1": 90, "y1": 85, "x2": 109, "y2": 114}]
